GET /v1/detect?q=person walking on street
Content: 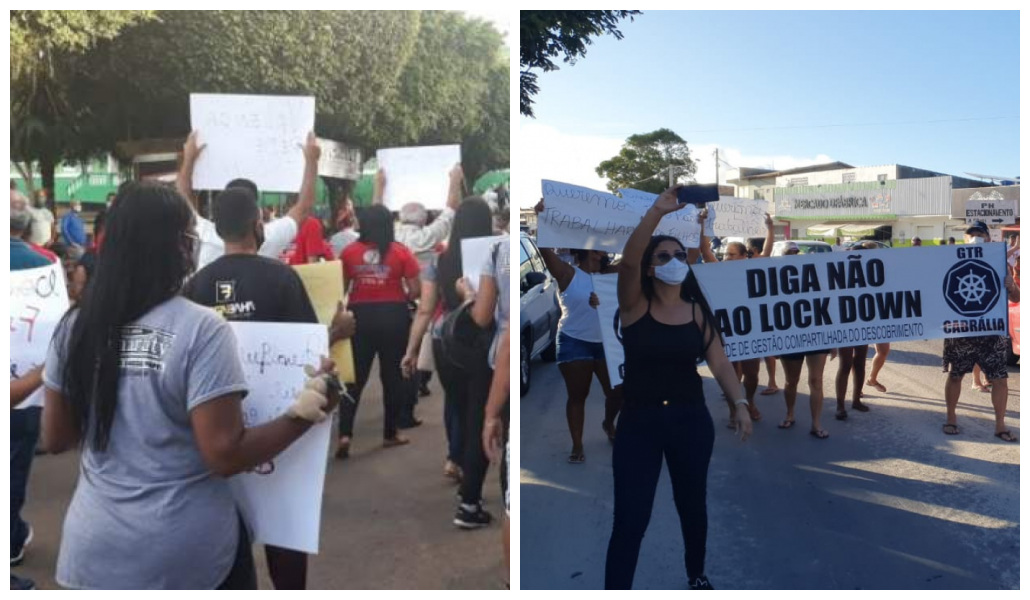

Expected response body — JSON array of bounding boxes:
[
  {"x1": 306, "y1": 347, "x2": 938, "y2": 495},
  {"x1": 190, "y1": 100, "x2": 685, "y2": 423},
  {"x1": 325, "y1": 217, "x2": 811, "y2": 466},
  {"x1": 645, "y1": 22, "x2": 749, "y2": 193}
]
[
  {"x1": 942, "y1": 221, "x2": 1020, "y2": 442},
  {"x1": 604, "y1": 187, "x2": 752, "y2": 590}
]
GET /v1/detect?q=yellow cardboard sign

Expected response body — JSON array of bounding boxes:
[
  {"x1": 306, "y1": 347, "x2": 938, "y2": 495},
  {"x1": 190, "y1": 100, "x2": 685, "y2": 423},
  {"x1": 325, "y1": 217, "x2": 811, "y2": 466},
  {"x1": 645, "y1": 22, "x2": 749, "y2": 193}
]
[{"x1": 293, "y1": 260, "x2": 356, "y2": 383}]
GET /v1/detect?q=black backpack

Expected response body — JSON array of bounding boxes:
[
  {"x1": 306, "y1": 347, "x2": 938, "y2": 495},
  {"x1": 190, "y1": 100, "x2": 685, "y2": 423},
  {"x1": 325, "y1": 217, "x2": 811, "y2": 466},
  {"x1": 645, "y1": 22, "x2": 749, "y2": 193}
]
[{"x1": 438, "y1": 240, "x2": 501, "y2": 371}]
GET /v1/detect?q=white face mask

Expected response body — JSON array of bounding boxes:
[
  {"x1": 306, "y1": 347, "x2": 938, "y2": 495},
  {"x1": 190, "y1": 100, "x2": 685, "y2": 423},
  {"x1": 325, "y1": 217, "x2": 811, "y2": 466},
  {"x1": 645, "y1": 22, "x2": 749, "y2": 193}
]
[
  {"x1": 654, "y1": 258, "x2": 690, "y2": 285},
  {"x1": 968, "y1": 235, "x2": 985, "y2": 244}
]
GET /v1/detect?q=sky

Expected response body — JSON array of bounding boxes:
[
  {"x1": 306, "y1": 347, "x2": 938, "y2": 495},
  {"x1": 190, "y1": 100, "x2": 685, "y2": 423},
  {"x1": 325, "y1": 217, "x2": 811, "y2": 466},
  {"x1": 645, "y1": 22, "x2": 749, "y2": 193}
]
[{"x1": 518, "y1": 10, "x2": 1020, "y2": 206}]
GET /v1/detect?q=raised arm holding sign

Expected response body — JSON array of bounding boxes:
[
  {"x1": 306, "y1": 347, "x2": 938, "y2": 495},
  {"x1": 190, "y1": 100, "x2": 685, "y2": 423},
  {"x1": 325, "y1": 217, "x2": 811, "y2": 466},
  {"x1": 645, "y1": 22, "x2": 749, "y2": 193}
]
[{"x1": 376, "y1": 144, "x2": 462, "y2": 210}]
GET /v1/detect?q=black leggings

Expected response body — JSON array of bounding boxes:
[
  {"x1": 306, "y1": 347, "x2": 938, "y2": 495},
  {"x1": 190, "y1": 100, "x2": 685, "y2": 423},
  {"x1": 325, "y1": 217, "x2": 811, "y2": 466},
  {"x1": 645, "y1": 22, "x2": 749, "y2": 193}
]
[
  {"x1": 339, "y1": 302, "x2": 411, "y2": 440},
  {"x1": 434, "y1": 341, "x2": 493, "y2": 505},
  {"x1": 605, "y1": 401, "x2": 715, "y2": 589},
  {"x1": 217, "y1": 516, "x2": 257, "y2": 590}
]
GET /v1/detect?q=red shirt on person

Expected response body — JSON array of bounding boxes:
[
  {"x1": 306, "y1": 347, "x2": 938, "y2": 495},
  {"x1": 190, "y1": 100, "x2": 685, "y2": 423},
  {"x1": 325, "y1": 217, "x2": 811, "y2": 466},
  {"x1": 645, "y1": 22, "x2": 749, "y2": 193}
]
[
  {"x1": 285, "y1": 216, "x2": 334, "y2": 265},
  {"x1": 340, "y1": 240, "x2": 420, "y2": 305}
]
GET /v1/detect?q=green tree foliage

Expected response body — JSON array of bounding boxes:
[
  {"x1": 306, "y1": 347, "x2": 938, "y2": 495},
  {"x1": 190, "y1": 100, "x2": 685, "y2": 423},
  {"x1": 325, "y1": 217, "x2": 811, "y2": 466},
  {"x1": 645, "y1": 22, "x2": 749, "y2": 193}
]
[
  {"x1": 10, "y1": 10, "x2": 156, "y2": 199},
  {"x1": 520, "y1": 10, "x2": 640, "y2": 117},
  {"x1": 596, "y1": 128, "x2": 697, "y2": 195}
]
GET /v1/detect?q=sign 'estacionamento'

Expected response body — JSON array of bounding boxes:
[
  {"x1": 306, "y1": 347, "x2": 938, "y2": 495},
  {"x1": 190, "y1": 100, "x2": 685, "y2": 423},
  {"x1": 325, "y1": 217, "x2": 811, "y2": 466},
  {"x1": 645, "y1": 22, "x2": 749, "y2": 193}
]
[{"x1": 690, "y1": 244, "x2": 1009, "y2": 361}]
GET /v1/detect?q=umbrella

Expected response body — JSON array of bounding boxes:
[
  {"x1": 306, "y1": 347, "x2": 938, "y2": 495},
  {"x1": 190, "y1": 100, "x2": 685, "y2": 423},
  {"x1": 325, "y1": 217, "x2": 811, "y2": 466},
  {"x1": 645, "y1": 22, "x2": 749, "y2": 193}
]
[
  {"x1": 351, "y1": 158, "x2": 378, "y2": 207},
  {"x1": 473, "y1": 169, "x2": 509, "y2": 195}
]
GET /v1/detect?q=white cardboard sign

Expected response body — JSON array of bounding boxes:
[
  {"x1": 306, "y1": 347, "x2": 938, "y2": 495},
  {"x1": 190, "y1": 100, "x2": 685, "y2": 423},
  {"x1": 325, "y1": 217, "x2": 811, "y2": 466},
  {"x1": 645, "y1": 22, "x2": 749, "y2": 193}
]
[
  {"x1": 708, "y1": 196, "x2": 768, "y2": 238},
  {"x1": 227, "y1": 322, "x2": 330, "y2": 554},
  {"x1": 461, "y1": 235, "x2": 506, "y2": 293},
  {"x1": 11, "y1": 262, "x2": 70, "y2": 409},
  {"x1": 536, "y1": 180, "x2": 708, "y2": 252},
  {"x1": 592, "y1": 273, "x2": 624, "y2": 386},
  {"x1": 376, "y1": 145, "x2": 461, "y2": 210},
  {"x1": 190, "y1": 93, "x2": 315, "y2": 192}
]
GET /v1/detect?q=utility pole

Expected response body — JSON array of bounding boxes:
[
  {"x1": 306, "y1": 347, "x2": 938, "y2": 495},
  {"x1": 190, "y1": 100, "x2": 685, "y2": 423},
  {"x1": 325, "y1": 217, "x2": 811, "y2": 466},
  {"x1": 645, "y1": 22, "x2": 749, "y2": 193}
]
[{"x1": 714, "y1": 148, "x2": 719, "y2": 186}]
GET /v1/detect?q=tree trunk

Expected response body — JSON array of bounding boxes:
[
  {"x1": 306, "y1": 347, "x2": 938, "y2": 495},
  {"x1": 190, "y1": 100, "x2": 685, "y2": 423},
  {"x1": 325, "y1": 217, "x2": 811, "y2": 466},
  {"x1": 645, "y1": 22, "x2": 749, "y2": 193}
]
[
  {"x1": 40, "y1": 156, "x2": 56, "y2": 213},
  {"x1": 12, "y1": 161, "x2": 35, "y2": 199}
]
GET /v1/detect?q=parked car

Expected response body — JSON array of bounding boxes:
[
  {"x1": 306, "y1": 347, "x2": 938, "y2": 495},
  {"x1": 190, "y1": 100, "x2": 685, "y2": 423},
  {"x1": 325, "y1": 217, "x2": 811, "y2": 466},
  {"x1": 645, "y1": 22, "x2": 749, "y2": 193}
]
[
  {"x1": 519, "y1": 233, "x2": 560, "y2": 396},
  {"x1": 843, "y1": 239, "x2": 892, "y2": 250},
  {"x1": 1008, "y1": 299, "x2": 1020, "y2": 366},
  {"x1": 770, "y1": 240, "x2": 834, "y2": 256}
]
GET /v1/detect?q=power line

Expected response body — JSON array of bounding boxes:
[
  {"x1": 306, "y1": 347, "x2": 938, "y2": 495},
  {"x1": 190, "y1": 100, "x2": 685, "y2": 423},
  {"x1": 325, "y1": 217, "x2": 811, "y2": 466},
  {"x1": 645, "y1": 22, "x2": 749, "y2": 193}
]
[{"x1": 681, "y1": 115, "x2": 1018, "y2": 134}]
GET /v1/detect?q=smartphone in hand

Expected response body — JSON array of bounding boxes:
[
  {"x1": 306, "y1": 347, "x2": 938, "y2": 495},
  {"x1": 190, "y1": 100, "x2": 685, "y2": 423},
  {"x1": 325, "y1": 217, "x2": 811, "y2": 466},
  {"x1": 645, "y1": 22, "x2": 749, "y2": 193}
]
[{"x1": 676, "y1": 184, "x2": 719, "y2": 206}]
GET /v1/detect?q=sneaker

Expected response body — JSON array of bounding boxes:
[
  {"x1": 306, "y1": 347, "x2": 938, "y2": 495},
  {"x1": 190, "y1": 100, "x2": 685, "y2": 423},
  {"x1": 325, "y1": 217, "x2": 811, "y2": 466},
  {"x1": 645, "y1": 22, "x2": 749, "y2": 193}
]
[
  {"x1": 453, "y1": 503, "x2": 493, "y2": 529},
  {"x1": 10, "y1": 574, "x2": 36, "y2": 590},
  {"x1": 11, "y1": 524, "x2": 32, "y2": 566},
  {"x1": 689, "y1": 575, "x2": 715, "y2": 590}
]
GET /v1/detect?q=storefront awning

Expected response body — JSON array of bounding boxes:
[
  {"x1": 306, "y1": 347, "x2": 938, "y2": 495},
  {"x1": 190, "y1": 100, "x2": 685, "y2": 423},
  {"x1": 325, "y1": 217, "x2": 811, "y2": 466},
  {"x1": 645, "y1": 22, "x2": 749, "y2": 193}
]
[
  {"x1": 805, "y1": 223, "x2": 840, "y2": 236},
  {"x1": 839, "y1": 223, "x2": 892, "y2": 237}
]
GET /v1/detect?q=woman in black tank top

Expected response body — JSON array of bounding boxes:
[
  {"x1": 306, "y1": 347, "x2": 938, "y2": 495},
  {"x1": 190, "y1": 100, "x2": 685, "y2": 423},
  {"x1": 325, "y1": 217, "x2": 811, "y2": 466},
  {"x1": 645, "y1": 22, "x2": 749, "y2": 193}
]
[{"x1": 604, "y1": 187, "x2": 752, "y2": 590}]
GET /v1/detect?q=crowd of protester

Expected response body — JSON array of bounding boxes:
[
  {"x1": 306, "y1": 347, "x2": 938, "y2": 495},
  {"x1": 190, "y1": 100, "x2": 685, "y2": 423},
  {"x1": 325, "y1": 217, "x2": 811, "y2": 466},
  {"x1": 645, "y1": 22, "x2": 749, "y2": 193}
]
[{"x1": 9, "y1": 130, "x2": 511, "y2": 590}]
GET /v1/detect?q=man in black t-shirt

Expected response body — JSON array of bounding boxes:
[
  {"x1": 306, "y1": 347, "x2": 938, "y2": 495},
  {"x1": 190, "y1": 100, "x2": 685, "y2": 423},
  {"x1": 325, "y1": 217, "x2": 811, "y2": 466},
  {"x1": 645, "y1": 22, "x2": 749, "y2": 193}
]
[{"x1": 183, "y1": 186, "x2": 353, "y2": 590}]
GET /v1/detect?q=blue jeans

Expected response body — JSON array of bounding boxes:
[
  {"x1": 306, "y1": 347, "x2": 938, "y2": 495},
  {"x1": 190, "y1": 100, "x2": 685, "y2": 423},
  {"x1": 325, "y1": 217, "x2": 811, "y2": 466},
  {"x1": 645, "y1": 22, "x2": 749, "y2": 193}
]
[
  {"x1": 434, "y1": 338, "x2": 462, "y2": 463},
  {"x1": 11, "y1": 407, "x2": 41, "y2": 556}
]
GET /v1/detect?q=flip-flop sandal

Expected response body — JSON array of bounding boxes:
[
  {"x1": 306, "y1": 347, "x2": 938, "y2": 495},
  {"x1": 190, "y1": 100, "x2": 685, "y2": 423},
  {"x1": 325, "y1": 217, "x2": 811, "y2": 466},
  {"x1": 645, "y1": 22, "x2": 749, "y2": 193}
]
[
  {"x1": 835, "y1": 410, "x2": 848, "y2": 421},
  {"x1": 568, "y1": 453, "x2": 586, "y2": 464},
  {"x1": 942, "y1": 423, "x2": 960, "y2": 435},
  {"x1": 865, "y1": 380, "x2": 887, "y2": 393},
  {"x1": 851, "y1": 403, "x2": 871, "y2": 413},
  {"x1": 810, "y1": 429, "x2": 830, "y2": 439},
  {"x1": 778, "y1": 419, "x2": 796, "y2": 429},
  {"x1": 995, "y1": 431, "x2": 1019, "y2": 443},
  {"x1": 760, "y1": 387, "x2": 780, "y2": 396},
  {"x1": 748, "y1": 405, "x2": 762, "y2": 421},
  {"x1": 383, "y1": 436, "x2": 411, "y2": 448}
]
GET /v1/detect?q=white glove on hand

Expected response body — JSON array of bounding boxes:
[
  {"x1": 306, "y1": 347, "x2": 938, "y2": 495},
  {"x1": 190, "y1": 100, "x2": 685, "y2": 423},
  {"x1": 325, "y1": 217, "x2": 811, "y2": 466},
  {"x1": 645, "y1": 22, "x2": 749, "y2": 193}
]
[{"x1": 287, "y1": 366, "x2": 331, "y2": 423}]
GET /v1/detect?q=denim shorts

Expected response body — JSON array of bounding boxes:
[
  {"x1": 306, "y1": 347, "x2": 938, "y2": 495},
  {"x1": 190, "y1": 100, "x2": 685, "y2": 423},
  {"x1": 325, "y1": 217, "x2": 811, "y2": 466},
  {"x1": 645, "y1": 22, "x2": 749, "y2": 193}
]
[{"x1": 557, "y1": 331, "x2": 606, "y2": 364}]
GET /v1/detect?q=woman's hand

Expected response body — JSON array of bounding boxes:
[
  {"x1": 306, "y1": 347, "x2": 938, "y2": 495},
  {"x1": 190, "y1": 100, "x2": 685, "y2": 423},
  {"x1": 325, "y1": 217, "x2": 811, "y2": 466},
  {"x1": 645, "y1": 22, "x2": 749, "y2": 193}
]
[
  {"x1": 400, "y1": 353, "x2": 418, "y2": 379},
  {"x1": 588, "y1": 292, "x2": 600, "y2": 308},
  {"x1": 455, "y1": 277, "x2": 474, "y2": 302},
  {"x1": 764, "y1": 212, "x2": 773, "y2": 228},
  {"x1": 483, "y1": 416, "x2": 504, "y2": 463},
  {"x1": 651, "y1": 187, "x2": 687, "y2": 216},
  {"x1": 183, "y1": 131, "x2": 206, "y2": 164},
  {"x1": 735, "y1": 408, "x2": 753, "y2": 441}
]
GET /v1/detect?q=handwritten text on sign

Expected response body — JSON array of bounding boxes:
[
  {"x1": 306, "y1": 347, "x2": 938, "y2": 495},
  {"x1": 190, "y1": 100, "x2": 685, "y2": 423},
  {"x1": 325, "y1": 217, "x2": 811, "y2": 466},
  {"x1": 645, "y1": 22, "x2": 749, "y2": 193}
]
[
  {"x1": 11, "y1": 262, "x2": 69, "y2": 409},
  {"x1": 228, "y1": 322, "x2": 329, "y2": 554},
  {"x1": 376, "y1": 145, "x2": 461, "y2": 211},
  {"x1": 190, "y1": 93, "x2": 315, "y2": 193},
  {"x1": 691, "y1": 244, "x2": 1009, "y2": 361},
  {"x1": 537, "y1": 180, "x2": 708, "y2": 251}
]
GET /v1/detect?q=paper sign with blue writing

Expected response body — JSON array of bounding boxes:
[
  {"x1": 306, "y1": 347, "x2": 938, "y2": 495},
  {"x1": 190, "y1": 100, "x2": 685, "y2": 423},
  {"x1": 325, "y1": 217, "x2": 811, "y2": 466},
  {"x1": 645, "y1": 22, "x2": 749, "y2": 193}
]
[
  {"x1": 227, "y1": 322, "x2": 330, "y2": 554},
  {"x1": 11, "y1": 262, "x2": 70, "y2": 409},
  {"x1": 691, "y1": 244, "x2": 1010, "y2": 362},
  {"x1": 618, "y1": 188, "x2": 715, "y2": 238},
  {"x1": 190, "y1": 93, "x2": 315, "y2": 192},
  {"x1": 293, "y1": 261, "x2": 355, "y2": 383},
  {"x1": 537, "y1": 180, "x2": 705, "y2": 251},
  {"x1": 376, "y1": 144, "x2": 461, "y2": 210},
  {"x1": 592, "y1": 273, "x2": 625, "y2": 386},
  {"x1": 461, "y1": 235, "x2": 506, "y2": 293}
]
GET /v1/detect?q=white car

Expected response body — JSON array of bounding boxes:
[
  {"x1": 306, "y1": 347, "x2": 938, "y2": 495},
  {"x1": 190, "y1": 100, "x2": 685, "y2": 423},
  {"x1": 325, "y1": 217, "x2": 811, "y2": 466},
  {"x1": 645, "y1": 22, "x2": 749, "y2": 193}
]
[
  {"x1": 519, "y1": 233, "x2": 560, "y2": 396},
  {"x1": 770, "y1": 240, "x2": 834, "y2": 256}
]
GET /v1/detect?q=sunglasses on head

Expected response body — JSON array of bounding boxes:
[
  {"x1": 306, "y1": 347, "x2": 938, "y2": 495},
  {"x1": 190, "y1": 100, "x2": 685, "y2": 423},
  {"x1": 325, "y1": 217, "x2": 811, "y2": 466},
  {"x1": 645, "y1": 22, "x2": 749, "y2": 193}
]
[{"x1": 653, "y1": 250, "x2": 688, "y2": 265}]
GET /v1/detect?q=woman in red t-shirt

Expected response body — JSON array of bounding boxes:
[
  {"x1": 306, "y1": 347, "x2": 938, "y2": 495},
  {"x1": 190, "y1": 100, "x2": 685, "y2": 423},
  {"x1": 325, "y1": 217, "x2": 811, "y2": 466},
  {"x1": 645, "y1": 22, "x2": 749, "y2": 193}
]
[{"x1": 337, "y1": 205, "x2": 421, "y2": 455}]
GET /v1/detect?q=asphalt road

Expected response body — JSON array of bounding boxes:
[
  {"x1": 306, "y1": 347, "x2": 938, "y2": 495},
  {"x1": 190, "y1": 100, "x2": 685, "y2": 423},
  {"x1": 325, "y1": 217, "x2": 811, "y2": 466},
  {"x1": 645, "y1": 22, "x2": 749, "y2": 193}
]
[
  {"x1": 520, "y1": 339, "x2": 1020, "y2": 590},
  {"x1": 16, "y1": 361, "x2": 507, "y2": 590}
]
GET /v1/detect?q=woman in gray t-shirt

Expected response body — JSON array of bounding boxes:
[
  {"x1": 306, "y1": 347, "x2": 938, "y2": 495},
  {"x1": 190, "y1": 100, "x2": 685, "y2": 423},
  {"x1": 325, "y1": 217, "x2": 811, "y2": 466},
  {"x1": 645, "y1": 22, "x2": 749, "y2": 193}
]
[{"x1": 42, "y1": 183, "x2": 339, "y2": 589}]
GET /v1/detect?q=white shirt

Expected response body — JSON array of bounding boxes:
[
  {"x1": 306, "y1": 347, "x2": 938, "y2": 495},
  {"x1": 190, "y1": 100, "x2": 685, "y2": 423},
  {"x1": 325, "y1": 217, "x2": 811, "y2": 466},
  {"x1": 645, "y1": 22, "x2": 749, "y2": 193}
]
[
  {"x1": 27, "y1": 205, "x2": 55, "y2": 246},
  {"x1": 196, "y1": 214, "x2": 298, "y2": 270}
]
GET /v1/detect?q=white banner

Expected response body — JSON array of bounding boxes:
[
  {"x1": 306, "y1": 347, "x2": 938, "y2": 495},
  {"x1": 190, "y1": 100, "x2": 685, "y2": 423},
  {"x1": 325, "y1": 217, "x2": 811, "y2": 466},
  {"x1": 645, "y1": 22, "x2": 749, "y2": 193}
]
[
  {"x1": 592, "y1": 273, "x2": 625, "y2": 386},
  {"x1": 618, "y1": 188, "x2": 715, "y2": 238},
  {"x1": 316, "y1": 138, "x2": 362, "y2": 180},
  {"x1": 376, "y1": 144, "x2": 461, "y2": 210},
  {"x1": 692, "y1": 244, "x2": 1010, "y2": 361},
  {"x1": 708, "y1": 196, "x2": 768, "y2": 238},
  {"x1": 537, "y1": 180, "x2": 707, "y2": 252},
  {"x1": 190, "y1": 93, "x2": 315, "y2": 192},
  {"x1": 965, "y1": 199, "x2": 1017, "y2": 225},
  {"x1": 228, "y1": 322, "x2": 330, "y2": 554},
  {"x1": 11, "y1": 262, "x2": 70, "y2": 409},
  {"x1": 461, "y1": 235, "x2": 506, "y2": 293}
]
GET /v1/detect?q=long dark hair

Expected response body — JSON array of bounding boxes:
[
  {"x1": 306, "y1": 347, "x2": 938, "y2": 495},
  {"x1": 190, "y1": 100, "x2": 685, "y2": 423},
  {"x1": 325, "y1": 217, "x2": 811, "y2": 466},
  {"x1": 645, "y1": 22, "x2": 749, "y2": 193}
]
[
  {"x1": 356, "y1": 204, "x2": 394, "y2": 261},
  {"x1": 58, "y1": 182, "x2": 196, "y2": 452},
  {"x1": 438, "y1": 197, "x2": 493, "y2": 310},
  {"x1": 639, "y1": 235, "x2": 721, "y2": 361}
]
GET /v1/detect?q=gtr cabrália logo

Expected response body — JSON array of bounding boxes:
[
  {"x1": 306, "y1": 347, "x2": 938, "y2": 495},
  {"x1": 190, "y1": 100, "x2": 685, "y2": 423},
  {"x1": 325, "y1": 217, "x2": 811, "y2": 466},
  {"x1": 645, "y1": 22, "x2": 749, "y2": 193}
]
[{"x1": 943, "y1": 258, "x2": 1000, "y2": 317}]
